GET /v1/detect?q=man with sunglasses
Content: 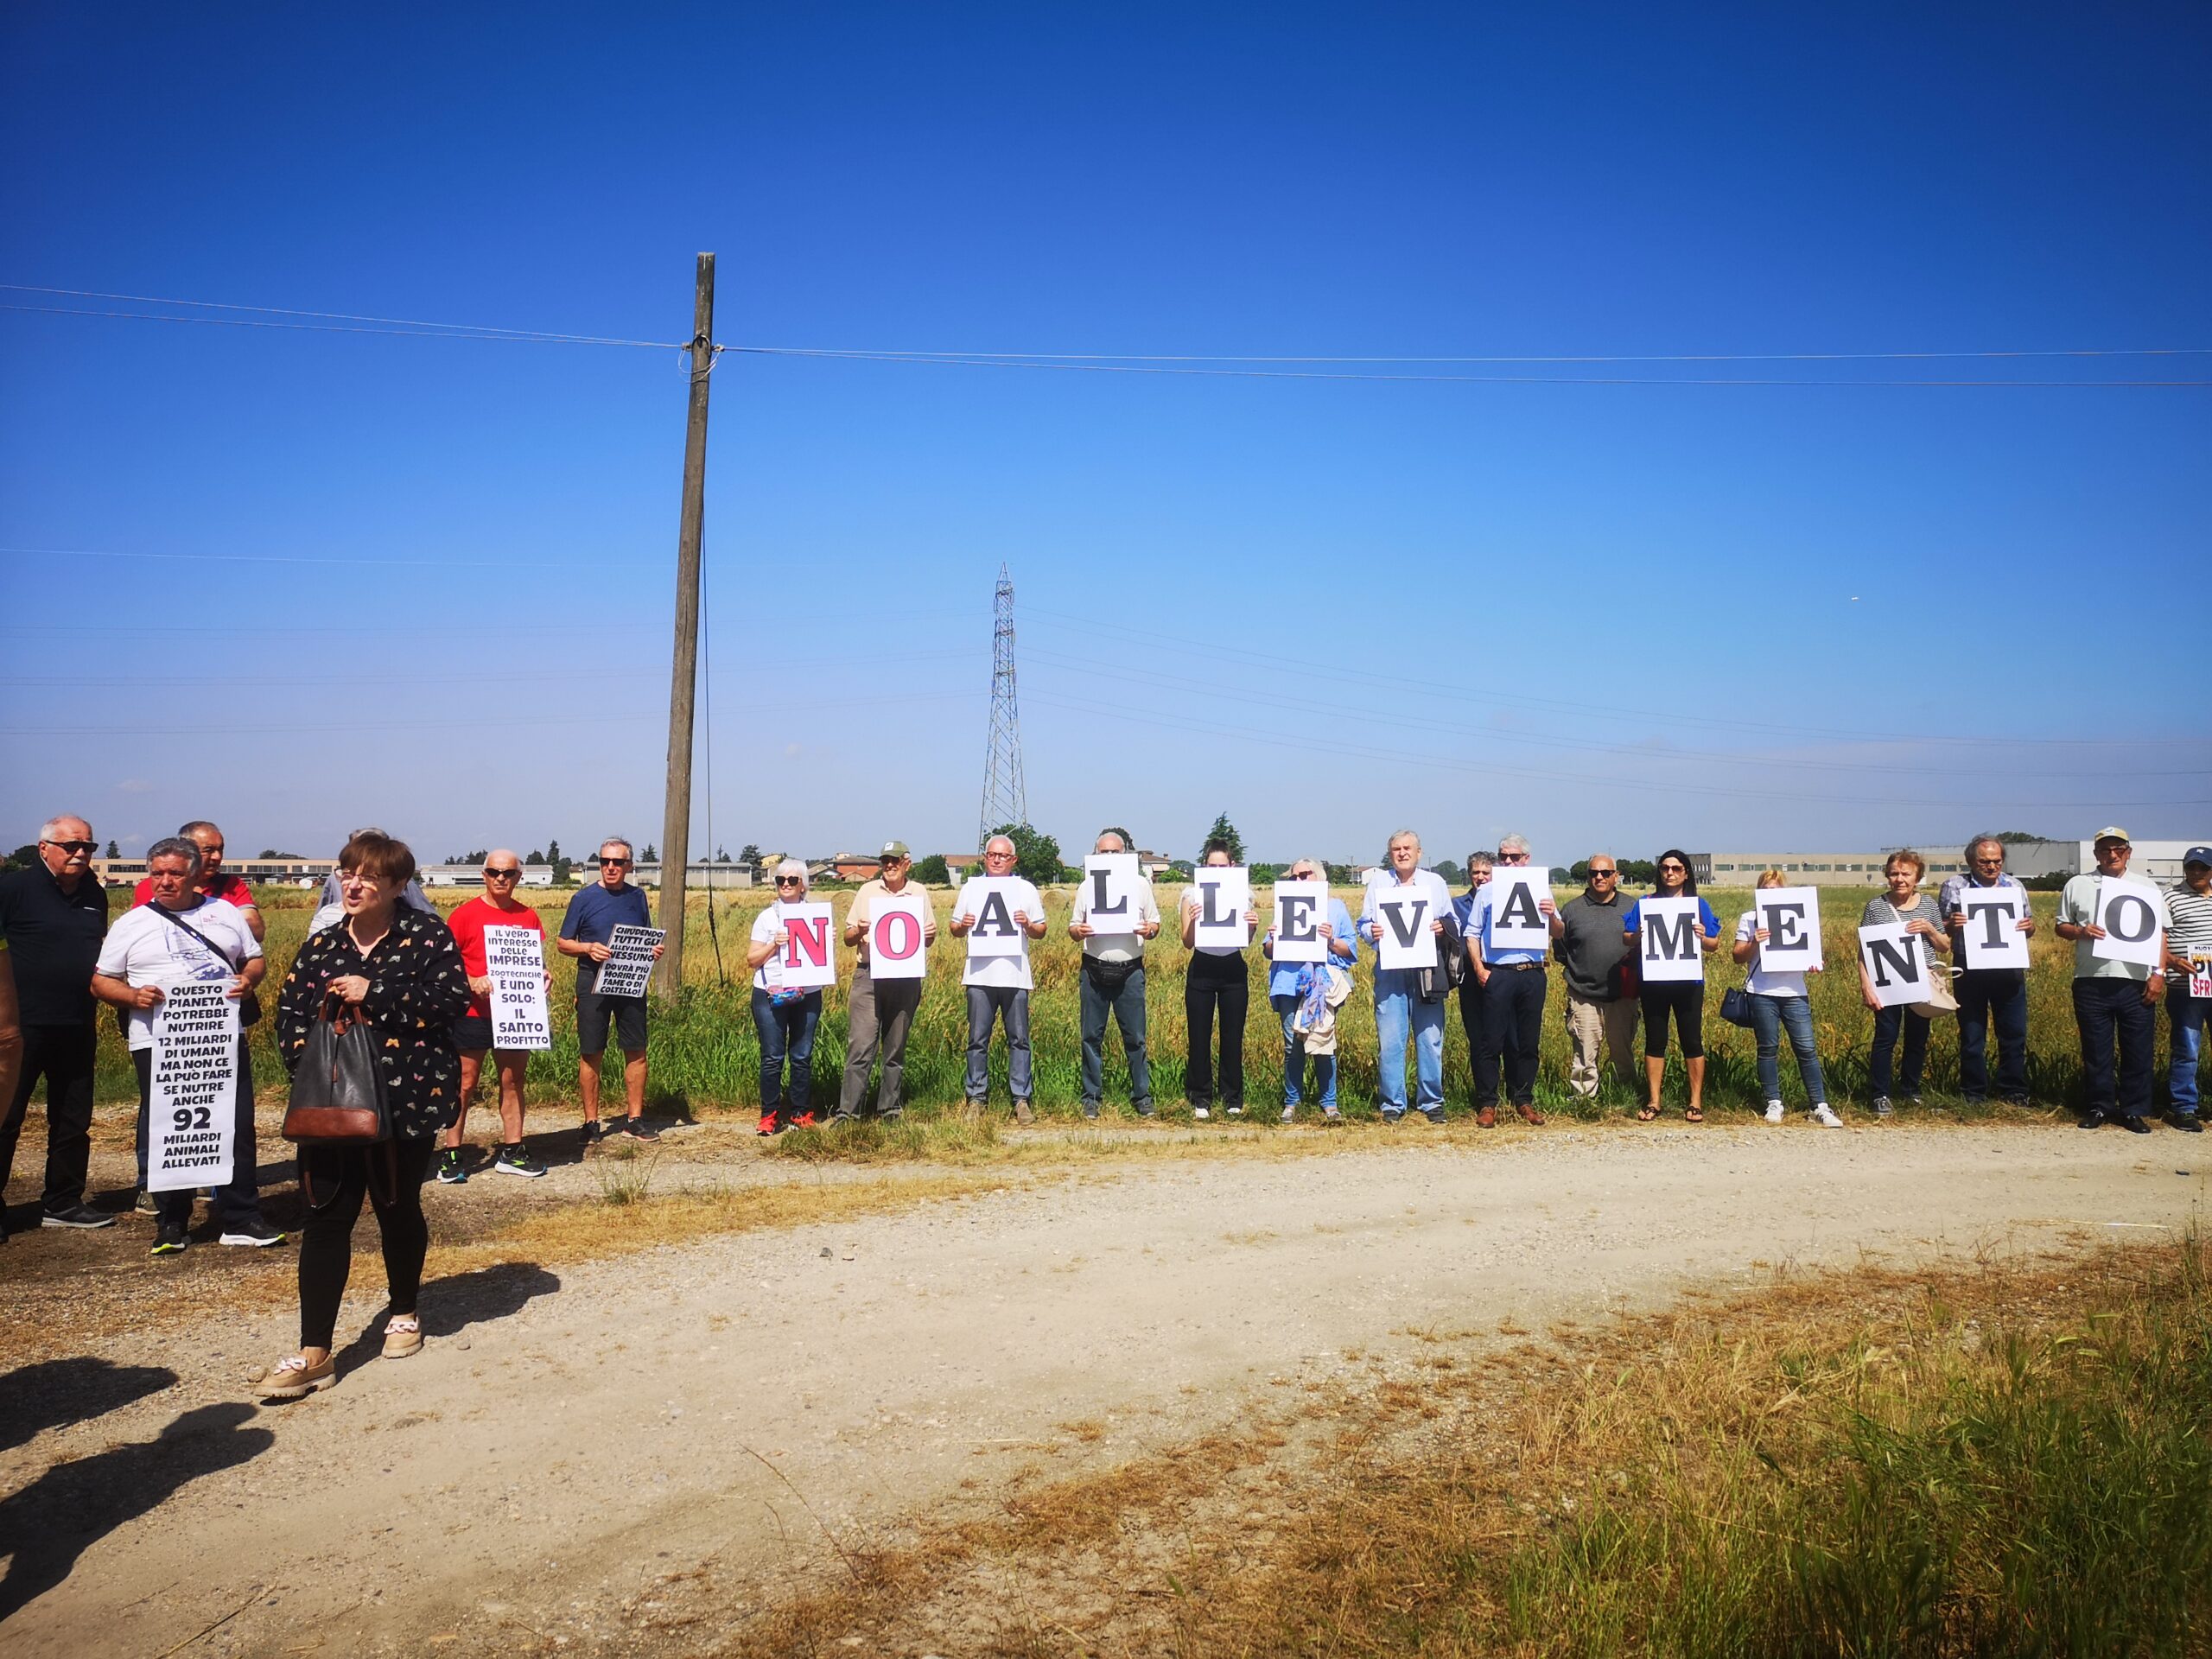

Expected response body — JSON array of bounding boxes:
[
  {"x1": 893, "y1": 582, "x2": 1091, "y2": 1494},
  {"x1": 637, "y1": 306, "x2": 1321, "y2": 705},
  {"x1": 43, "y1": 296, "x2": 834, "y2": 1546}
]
[
  {"x1": 556, "y1": 837, "x2": 664, "y2": 1143},
  {"x1": 0, "y1": 816, "x2": 115, "y2": 1235},
  {"x1": 1937, "y1": 836, "x2": 2037, "y2": 1108},
  {"x1": 1551, "y1": 855, "x2": 1640, "y2": 1101},
  {"x1": 439, "y1": 851, "x2": 551, "y2": 1179}
]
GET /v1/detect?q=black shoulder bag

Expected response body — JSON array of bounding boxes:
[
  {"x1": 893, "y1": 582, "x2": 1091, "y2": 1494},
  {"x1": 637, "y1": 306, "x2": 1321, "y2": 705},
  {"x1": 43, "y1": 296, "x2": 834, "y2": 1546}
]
[{"x1": 150, "y1": 905, "x2": 262, "y2": 1027}]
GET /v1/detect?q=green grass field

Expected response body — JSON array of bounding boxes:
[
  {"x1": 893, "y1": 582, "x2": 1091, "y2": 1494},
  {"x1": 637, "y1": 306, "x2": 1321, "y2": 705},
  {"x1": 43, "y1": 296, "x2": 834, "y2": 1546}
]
[{"x1": 98, "y1": 884, "x2": 2176, "y2": 1119}]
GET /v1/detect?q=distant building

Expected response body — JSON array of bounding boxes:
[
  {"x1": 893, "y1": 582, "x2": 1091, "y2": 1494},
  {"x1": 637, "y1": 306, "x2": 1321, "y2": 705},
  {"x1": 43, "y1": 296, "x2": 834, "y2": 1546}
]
[
  {"x1": 420, "y1": 863, "x2": 556, "y2": 888},
  {"x1": 828, "y1": 853, "x2": 883, "y2": 882},
  {"x1": 90, "y1": 855, "x2": 336, "y2": 889},
  {"x1": 632, "y1": 861, "x2": 754, "y2": 890},
  {"x1": 1133, "y1": 849, "x2": 1175, "y2": 880},
  {"x1": 939, "y1": 853, "x2": 985, "y2": 880},
  {"x1": 1690, "y1": 837, "x2": 2091, "y2": 888}
]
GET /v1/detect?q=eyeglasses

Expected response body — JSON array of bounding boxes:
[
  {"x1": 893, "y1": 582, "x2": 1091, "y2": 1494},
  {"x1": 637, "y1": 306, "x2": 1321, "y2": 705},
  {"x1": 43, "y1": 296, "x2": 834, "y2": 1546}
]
[
  {"x1": 1497, "y1": 852, "x2": 1529, "y2": 864},
  {"x1": 776, "y1": 875, "x2": 805, "y2": 886},
  {"x1": 47, "y1": 839, "x2": 96, "y2": 855},
  {"x1": 1658, "y1": 863, "x2": 1686, "y2": 874},
  {"x1": 485, "y1": 868, "x2": 520, "y2": 880},
  {"x1": 1590, "y1": 868, "x2": 1618, "y2": 878},
  {"x1": 1971, "y1": 855, "x2": 2004, "y2": 866},
  {"x1": 199, "y1": 844, "x2": 225, "y2": 855},
  {"x1": 600, "y1": 857, "x2": 632, "y2": 868}
]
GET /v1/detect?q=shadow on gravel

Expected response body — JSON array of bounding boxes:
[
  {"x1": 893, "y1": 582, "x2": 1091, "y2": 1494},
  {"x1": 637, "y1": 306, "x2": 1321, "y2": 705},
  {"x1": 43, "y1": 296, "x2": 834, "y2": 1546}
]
[
  {"x1": 0, "y1": 1357, "x2": 179, "y2": 1454},
  {"x1": 0, "y1": 1402, "x2": 272, "y2": 1622},
  {"x1": 330, "y1": 1261, "x2": 561, "y2": 1377}
]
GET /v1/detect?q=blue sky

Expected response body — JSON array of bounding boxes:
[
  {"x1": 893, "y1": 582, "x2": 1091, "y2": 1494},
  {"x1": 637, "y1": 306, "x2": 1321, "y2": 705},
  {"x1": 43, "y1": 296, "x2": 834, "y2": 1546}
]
[{"x1": 3, "y1": 3, "x2": 2207, "y2": 868}]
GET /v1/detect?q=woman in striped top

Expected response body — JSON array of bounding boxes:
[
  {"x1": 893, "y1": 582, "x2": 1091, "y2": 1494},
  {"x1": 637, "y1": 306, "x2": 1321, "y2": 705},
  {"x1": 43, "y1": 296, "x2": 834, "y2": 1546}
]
[{"x1": 2163, "y1": 849, "x2": 2212, "y2": 1128}]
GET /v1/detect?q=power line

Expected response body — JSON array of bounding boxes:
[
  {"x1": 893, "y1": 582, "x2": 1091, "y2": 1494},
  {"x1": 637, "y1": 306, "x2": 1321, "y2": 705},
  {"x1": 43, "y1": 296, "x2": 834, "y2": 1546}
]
[
  {"x1": 732, "y1": 343, "x2": 2212, "y2": 365},
  {"x1": 0, "y1": 284, "x2": 680, "y2": 347},
  {"x1": 726, "y1": 346, "x2": 2211, "y2": 389}
]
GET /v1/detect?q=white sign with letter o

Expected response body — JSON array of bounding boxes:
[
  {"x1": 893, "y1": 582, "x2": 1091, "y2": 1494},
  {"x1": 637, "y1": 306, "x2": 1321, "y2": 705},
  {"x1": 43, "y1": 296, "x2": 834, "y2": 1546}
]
[
  {"x1": 2091, "y1": 876, "x2": 2164, "y2": 969},
  {"x1": 869, "y1": 893, "x2": 930, "y2": 981}
]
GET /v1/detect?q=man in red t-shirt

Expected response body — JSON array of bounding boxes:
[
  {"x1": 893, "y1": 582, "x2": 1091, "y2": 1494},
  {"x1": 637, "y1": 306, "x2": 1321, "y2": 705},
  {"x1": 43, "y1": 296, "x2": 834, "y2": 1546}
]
[
  {"x1": 439, "y1": 851, "x2": 550, "y2": 1182},
  {"x1": 130, "y1": 821, "x2": 263, "y2": 942}
]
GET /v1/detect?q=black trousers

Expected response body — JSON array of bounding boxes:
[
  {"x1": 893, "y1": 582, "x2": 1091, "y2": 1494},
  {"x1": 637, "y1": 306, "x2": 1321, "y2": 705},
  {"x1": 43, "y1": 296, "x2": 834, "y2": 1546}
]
[
  {"x1": 296, "y1": 1137, "x2": 435, "y2": 1350},
  {"x1": 1476, "y1": 968, "x2": 1547, "y2": 1107},
  {"x1": 1, "y1": 1021, "x2": 98, "y2": 1213},
  {"x1": 1184, "y1": 952, "x2": 1249, "y2": 1109}
]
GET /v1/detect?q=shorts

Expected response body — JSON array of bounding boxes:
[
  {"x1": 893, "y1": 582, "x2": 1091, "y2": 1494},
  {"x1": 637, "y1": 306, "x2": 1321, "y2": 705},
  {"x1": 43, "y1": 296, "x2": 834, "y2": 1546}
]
[
  {"x1": 454, "y1": 1014, "x2": 497, "y2": 1053},
  {"x1": 575, "y1": 988, "x2": 648, "y2": 1056}
]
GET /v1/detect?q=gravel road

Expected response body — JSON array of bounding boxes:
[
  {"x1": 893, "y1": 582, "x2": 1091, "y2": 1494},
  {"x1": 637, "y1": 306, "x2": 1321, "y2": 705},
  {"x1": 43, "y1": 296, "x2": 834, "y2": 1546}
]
[{"x1": 2, "y1": 1122, "x2": 2200, "y2": 1655}]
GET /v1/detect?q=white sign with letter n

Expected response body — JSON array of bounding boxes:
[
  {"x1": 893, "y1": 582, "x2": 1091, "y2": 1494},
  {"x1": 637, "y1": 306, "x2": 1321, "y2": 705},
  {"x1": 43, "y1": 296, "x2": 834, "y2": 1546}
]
[
  {"x1": 1637, "y1": 895, "x2": 1706, "y2": 983},
  {"x1": 1753, "y1": 887, "x2": 1823, "y2": 976},
  {"x1": 777, "y1": 901, "x2": 838, "y2": 991},
  {"x1": 1270, "y1": 879, "x2": 1329, "y2": 963},
  {"x1": 1858, "y1": 923, "x2": 1929, "y2": 1008}
]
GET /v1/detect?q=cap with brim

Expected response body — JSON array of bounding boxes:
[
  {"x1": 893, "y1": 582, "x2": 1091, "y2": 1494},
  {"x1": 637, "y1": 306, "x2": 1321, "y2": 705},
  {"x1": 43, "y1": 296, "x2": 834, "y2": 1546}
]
[
  {"x1": 2185, "y1": 846, "x2": 2212, "y2": 868},
  {"x1": 880, "y1": 840, "x2": 911, "y2": 859},
  {"x1": 2093, "y1": 825, "x2": 2132, "y2": 844}
]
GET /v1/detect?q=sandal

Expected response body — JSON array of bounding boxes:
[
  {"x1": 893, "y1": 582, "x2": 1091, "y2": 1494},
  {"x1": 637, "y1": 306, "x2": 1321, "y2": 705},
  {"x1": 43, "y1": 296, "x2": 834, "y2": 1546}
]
[
  {"x1": 253, "y1": 1351, "x2": 335, "y2": 1401},
  {"x1": 1636, "y1": 1105, "x2": 1660, "y2": 1122},
  {"x1": 382, "y1": 1314, "x2": 423, "y2": 1359},
  {"x1": 1684, "y1": 1105, "x2": 1705, "y2": 1123}
]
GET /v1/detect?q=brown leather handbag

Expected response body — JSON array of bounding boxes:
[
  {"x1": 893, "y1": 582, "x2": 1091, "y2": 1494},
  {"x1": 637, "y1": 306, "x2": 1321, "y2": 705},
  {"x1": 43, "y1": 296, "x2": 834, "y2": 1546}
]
[{"x1": 282, "y1": 995, "x2": 391, "y2": 1145}]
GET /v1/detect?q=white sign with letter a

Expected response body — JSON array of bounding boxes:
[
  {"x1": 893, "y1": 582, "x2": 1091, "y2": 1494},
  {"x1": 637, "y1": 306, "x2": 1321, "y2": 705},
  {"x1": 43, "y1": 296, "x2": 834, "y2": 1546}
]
[
  {"x1": 1485, "y1": 868, "x2": 1550, "y2": 955},
  {"x1": 869, "y1": 893, "x2": 930, "y2": 980},
  {"x1": 1858, "y1": 922, "x2": 1929, "y2": 1008},
  {"x1": 1637, "y1": 895, "x2": 1706, "y2": 983},
  {"x1": 485, "y1": 925, "x2": 553, "y2": 1051},
  {"x1": 1955, "y1": 887, "x2": 2031, "y2": 971},
  {"x1": 777, "y1": 901, "x2": 837, "y2": 991},
  {"x1": 1190, "y1": 868, "x2": 1251, "y2": 950},
  {"x1": 1371, "y1": 887, "x2": 1438, "y2": 971},
  {"x1": 1270, "y1": 879, "x2": 1329, "y2": 963},
  {"x1": 1753, "y1": 887, "x2": 1823, "y2": 976},
  {"x1": 964, "y1": 877, "x2": 1028, "y2": 958},
  {"x1": 2091, "y1": 876, "x2": 2165, "y2": 969},
  {"x1": 1082, "y1": 855, "x2": 1142, "y2": 929}
]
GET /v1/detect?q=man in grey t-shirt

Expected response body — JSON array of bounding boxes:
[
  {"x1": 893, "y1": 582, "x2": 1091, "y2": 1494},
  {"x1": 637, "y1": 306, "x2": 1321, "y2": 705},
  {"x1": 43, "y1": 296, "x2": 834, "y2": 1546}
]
[
  {"x1": 1067, "y1": 830, "x2": 1160, "y2": 1117},
  {"x1": 2056, "y1": 826, "x2": 2171, "y2": 1132},
  {"x1": 1550, "y1": 857, "x2": 1638, "y2": 1098}
]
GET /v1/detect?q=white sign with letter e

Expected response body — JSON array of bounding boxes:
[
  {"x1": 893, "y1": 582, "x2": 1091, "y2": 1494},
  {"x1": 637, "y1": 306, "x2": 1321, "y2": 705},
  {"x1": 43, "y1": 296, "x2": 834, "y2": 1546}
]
[
  {"x1": 777, "y1": 901, "x2": 838, "y2": 991},
  {"x1": 1955, "y1": 887, "x2": 2031, "y2": 971},
  {"x1": 594, "y1": 925, "x2": 664, "y2": 998},
  {"x1": 1270, "y1": 879, "x2": 1329, "y2": 963},
  {"x1": 869, "y1": 893, "x2": 930, "y2": 981},
  {"x1": 148, "y1": 979, "x2": 239, "y2": 1192},
  {"x1": 1637, "y1": 896, "x2": 1706, "y2": 983},
  {"x1": 1485, "y1": 868, "x2": 1550, "y2": 955},
  {"x1": 485, "y1": 925, "x2": 553, "y2": 1051},
  {"x1": 2091, "y1": 877, "x2": 2165, "y2": 969},
  {"x1": 1858, "y1": 923, "x2": 1929, "y2": 1008},
  {"x1": 1372, "y1": 886, "x2": 1438, "y2": 971},
  {"x1": 1190, "y1": 867, "x2": 1251, "y2": 950},
  {"x1": 1753, "y1": 887, "x2": 1823, "y2": 975}
]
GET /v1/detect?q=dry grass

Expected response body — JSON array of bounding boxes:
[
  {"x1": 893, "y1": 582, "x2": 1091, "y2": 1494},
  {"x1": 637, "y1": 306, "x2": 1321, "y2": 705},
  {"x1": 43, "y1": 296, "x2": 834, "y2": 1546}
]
[{"x1": 695, "y1": 1234, "x2": 2211, "y2": 1658}]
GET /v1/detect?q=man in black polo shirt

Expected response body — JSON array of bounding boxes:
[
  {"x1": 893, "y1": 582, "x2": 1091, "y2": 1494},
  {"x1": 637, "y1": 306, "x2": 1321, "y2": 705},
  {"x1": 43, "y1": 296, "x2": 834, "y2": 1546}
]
[{"x1": 0, "y1": 815, "x2": 115, "y2": 1236}]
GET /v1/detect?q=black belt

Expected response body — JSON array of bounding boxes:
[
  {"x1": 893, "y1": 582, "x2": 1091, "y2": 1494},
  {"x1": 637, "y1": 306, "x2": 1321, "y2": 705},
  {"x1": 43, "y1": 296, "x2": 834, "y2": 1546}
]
[{"x1": 1484, "y1": 961, "x2": 1545, "y2": 972}]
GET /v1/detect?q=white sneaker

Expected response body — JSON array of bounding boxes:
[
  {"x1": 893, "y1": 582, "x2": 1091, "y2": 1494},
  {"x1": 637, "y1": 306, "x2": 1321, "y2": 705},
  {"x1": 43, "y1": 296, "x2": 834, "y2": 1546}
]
[
  {"x1": 1280, "y1": 1105, "x2": 1296, "y2": 1123},
  {"x1": 1192, "y1": 1106, "x2": 1211, "y2": 1122},
  {"x1": 1764, "y1": 1102, "x2": 1785, "y2": 1124},
  {"x1": 1811, "y1": 1103, "x2": 1842, "y2": 1128}
]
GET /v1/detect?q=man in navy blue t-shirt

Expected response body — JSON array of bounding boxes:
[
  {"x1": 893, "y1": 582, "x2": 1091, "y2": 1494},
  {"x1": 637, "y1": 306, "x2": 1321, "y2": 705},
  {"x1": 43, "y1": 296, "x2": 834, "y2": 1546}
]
[{"x1": 557, "y1": 838, "x2": 663, "y2": 1144}]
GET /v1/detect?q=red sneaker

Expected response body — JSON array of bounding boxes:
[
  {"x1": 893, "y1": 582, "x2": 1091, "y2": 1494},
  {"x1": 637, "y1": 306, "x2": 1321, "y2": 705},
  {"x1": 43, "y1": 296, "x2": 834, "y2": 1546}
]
[
  {"x1": 790, "y1": 1111, "x2": 817, "y2": 1128},
  {"x1": 756, "y1": 1113, "x2": 778, "y2": 1137}
]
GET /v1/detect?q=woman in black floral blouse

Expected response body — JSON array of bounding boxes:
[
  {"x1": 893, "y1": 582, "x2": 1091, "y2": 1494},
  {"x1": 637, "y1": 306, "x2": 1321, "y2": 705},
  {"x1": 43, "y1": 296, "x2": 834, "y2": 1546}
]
[{"x1": 255, "y1": 830, "x2": 469, "y2": 1401}]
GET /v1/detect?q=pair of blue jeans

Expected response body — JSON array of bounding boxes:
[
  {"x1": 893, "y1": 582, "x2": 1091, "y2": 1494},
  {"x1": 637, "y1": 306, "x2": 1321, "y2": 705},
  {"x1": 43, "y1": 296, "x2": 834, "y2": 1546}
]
[
  {"x1": 2073, "y1": 976, "x2": 2155, "y2": 1119},
  {"x1": 749, "y1": 988, "x2": 821, "y2": 1117},
  {"x1": 1954, "y1": 968, "x2": 2029, "y2": 1101},
  {"x1": 2167, "y1": 985, "x2": 2207, "y2": 1117},
  {"x1": 964, "y1": 985, "x2": 1033, "y2": 1103},
  {"x1": 1373, "y1": 969, "x2": 1444, "y2": 1116},
  {"x1": 1869, "y1": 1005, "x2": 1929, "y2": 1099},
  {"x1": 1747, "y1": 993, "x2": 1826, "y2": 1104},
  {"x1": 1269, "y1": 992, "x2": 1337, "y2": 1109},
  {"x1": 1078, "y1": 962, "x2": 1152, "y2": 1108}
]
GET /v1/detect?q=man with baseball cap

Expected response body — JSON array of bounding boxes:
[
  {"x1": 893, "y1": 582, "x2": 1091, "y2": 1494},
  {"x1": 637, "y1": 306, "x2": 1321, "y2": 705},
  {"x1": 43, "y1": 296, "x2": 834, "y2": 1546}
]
[
  {"x1": 2162, "y1": 846, "x2": 2212, "y2": 1129},
  {"x1": 2056, "y1": 827, "x2": 2171, "y2": 1132},
  {"x1": 836, "y1": 841, "x2": 938, "y2": 1121}
]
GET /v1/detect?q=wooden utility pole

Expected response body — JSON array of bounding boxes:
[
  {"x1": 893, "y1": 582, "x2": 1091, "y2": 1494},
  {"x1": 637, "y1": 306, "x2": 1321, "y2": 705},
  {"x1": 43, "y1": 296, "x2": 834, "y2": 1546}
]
[{"x1": 653, "y1": 252, "x2": 715, "y2": 995}]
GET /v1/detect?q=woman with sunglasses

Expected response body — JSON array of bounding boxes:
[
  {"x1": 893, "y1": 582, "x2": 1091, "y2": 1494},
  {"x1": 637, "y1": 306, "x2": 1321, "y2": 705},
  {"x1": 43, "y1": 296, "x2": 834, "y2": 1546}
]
[
  {"x1": 1623, "y1": 849, "x2": 1720, "y2": 1122},
  {"x1": 747, "y1": 859, "x2": 823, "y2": 1135}
]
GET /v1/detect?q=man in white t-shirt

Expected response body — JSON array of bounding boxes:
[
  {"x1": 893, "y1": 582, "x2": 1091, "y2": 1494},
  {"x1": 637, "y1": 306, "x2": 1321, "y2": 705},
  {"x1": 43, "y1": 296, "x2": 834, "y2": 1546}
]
[
  {"x1": 1068, "y1": 830, "x2": 1160, "y2": 1118},
  {"x1": 89, "y1": 836, "x2": 280, "y2": 1255},
  {"x1": 949, "y1": 834, "x2": 1048, "y2": 1122}
]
